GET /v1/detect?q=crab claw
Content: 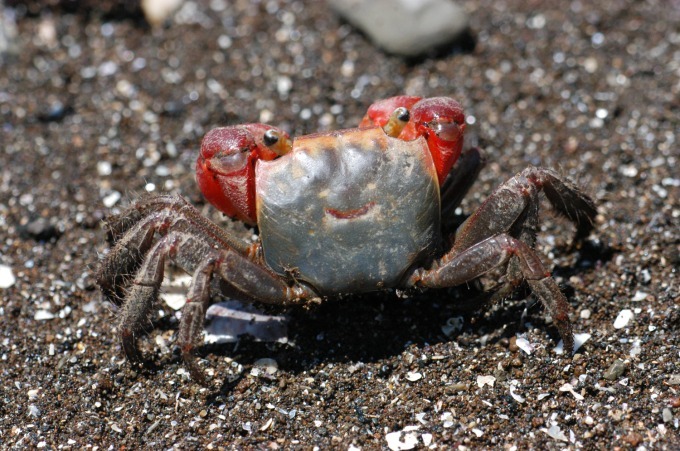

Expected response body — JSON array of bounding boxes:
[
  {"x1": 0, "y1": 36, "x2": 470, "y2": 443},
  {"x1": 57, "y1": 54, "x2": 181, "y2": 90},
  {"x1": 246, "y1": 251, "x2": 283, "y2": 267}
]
[
  {"x1": 196, "y1": 124, "x2": 292, "y2": 225},
  {"x1": 360, "y1": 96, "x2": 465, "y2": 184},
  {"x1": 400, "y1": 97, "x2": 466, "y2": 184}
]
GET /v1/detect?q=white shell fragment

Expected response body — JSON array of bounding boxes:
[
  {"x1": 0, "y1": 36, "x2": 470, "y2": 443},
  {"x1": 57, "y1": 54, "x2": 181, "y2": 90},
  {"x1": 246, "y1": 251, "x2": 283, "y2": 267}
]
[
  {"x1": 554, "y1": 333, "x2": 591, "y2": 354},
  {"x1": 614, "y1": 309, "x2": 634, "y2": 329},
  {"x1": 406, "y1": 371, "x2": 423, "y2": 382},
  {"x1": 515, "y1": 336, "x2": 534, "y2": 355},
  {"x1": 0, "y1": 264, "x2": 16, "y2": 289},
  {"x1": 510, "y1": 385, "x2": 525, "y2": 403},
  {"x1": 542, "y1": 424, "x2": 569, "y2": 442},
  {"x1": 559, "y1": 383, "x2": 585, "y2": 400},
  {"x1": 204, "y1": 300, "x2": 289, "y2": 344},
  {"x1": 385, "y1": 426, "x2": 420, "y2": 451},
  {"x1": 250, "y1": 358, "x2": 278, "y2": 378},
  {"x1": 477, "y1": 375, "x2": 496, "y2": 388}
]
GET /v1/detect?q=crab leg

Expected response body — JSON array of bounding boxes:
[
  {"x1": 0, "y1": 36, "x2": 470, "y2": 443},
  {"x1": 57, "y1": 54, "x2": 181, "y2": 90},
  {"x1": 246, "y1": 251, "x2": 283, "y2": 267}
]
[
  {"x1": 108, "y1": 217, "x2": 316, "y2": 380},
  {"x1": 452, "y1": 167, "x2": 596, "y2": 253},
  {"x1": 408, "y1": 234, "x2": 574, "y2": 353},
  {"x1": 118, "y1": 233, "x2": 182, "y2": 366},
  {"x1": 408, "y1": 167, "x2": 596, "y2": 353},
  {"x1": 96, "y1": 212, "x2": 169, "y2": 306},
  {"x1": 178, "y1": 259, "x2": 216, "y2": 383},
  {"x1": 96, "y1": 195, "x2": 251, "y2": 305}
]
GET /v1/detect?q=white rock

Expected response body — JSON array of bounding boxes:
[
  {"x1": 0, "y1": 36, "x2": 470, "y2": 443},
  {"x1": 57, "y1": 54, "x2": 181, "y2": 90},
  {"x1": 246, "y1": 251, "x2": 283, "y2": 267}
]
[
  {"x1": 102, "y1": 191, "x2": 121, "y2": 208},
  {"x1": 329, "y1": 0, "x2": 469, "y2": 57},
  {"x1": 631, "y1": 290, "x2": 647, "y2": 302},
  {"x1": 34, "y1": 310, "x2": 55, "y2": 321},
  {"x1": 614, "y1": 309, "x2": 634, "y2": 329},
  {"x1": 0, "y1": 264, "x2": 16, "y2": 289},
  {"x1": 142, "y1": 0, "x2": 184, "y2": 26}
]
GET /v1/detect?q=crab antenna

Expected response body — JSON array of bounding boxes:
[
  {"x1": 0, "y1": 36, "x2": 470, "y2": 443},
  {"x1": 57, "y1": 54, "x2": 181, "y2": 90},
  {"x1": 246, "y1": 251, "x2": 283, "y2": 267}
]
[{"x1": 382, "y1": 107, "x2": 410, "y2": 137}]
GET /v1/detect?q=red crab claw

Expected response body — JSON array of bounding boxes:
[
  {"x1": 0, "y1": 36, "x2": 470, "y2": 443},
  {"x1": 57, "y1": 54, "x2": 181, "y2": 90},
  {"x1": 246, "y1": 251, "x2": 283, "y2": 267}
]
[
  {"x1": 400, "y1": 97, "x2": 466, "y2": 184},
  {"x1": 196, "y1": 124, "x2": 292, "y2": 225}
]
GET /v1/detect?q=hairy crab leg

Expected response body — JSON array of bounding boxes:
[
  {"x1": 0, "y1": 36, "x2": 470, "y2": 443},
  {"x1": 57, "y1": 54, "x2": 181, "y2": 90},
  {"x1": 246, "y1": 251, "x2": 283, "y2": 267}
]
[
  {"x1": 118, "y1": 232, "x2": 181, "y2": 366},
  {"x1": 453, "y1": 167, "x2": 596, "y2": 254},
  {"x1": 111, "y1": 225, "x2": 316, "y2": 381},
  {"x1": 96, "y1": 212, "x2": 169, "y2": 306},
  {"x1": 408, "y1": 234, "x2": 574, "y2": 354},
  {"x1": 97, "y1": 195, "x2": 252, "y2": 305},
  {"x1": 178, "y1": 259, "x2": 216, "y2": 383},
  {"x1": 408, "y1": 168, "x2": 596, "y2": 354}
]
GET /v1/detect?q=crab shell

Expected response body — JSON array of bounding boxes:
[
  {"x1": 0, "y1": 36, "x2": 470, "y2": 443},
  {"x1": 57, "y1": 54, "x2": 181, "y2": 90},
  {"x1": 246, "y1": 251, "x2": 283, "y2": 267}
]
[{"x1": 255, "y1": 126, "x2": 441, "y2": 294}]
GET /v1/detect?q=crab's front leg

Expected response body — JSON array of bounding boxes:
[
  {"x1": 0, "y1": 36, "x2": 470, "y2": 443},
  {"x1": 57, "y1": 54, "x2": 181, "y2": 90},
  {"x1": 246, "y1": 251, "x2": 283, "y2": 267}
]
[{"x1": 407, "y1": 167, "x2": 597, "y2": 354}]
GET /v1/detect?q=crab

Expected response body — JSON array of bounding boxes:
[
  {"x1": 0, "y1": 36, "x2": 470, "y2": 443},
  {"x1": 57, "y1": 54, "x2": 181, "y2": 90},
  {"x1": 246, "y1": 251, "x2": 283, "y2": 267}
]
[{"x1": 96, "y1": 96, "x2": 597, "y2": 381}]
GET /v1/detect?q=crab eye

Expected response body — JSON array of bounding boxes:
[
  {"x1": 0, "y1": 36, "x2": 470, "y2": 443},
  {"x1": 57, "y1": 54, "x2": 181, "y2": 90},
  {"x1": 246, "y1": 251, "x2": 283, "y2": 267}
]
[
  {"x1": 382, "y1": 107, "x2": 411, "y2": 137},
  {"x1": 263, "y1": 129, "x2": 280, "y2": 147},
  {"x1": 395, "y1": 107, "x2": 410, "y2": 123}
]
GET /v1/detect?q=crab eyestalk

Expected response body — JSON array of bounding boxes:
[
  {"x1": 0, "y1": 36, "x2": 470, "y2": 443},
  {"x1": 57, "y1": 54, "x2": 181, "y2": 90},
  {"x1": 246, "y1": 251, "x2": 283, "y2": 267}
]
[
  {"x1": 263, "y1": 128, "x2": 293, "y2": 156},
  {"x1": 381, "y1": 107, "x2": 410, "y2": 138},
  {"x1": 359, "y1": 95, "x2": 422, "y2": 129},
  {"x1": 196, "y1": 124, "x2": 291, "y2": 225}
]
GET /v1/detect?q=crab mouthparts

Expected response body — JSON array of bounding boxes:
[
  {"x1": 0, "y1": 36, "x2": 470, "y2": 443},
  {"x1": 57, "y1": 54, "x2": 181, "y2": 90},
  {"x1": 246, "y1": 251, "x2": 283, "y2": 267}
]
[{"x1": 325, "y1": 201, "x2": 375, "y2": 219}]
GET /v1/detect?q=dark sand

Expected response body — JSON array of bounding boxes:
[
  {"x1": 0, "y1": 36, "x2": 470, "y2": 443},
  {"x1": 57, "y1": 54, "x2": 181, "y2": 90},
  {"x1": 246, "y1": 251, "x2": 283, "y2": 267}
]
[{"x1": 0, "y1": 0, "x2": 678, "y2": 448}]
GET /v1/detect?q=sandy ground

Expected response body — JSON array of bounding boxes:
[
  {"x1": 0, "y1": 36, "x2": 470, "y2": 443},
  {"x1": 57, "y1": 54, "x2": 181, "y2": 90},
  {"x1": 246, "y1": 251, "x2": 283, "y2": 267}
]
[{"x1": 0, "y1": 0, "x2": 678, "y2": 448}]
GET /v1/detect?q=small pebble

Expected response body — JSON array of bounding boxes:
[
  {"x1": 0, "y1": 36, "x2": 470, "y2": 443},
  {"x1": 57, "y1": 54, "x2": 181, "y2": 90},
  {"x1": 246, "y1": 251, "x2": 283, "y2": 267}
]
[
  {"x1": 662, "y1": 408, "x2": 673, "y2": 423},
  {"x1": 0, "y1": 264, "x2": 16, "y2": 289},
  {"x1": 603, "y1": 359, "x2": 626, "y2": 381},
  {"x1": 19, "y1": 218, "x2": 60, "y2": 242},
  {"x1": 621, "y1": 432, "x2": 643, "y2": 447},
  {"x1": 614, "y1": 309, "x2": 634, "y2": 329}
]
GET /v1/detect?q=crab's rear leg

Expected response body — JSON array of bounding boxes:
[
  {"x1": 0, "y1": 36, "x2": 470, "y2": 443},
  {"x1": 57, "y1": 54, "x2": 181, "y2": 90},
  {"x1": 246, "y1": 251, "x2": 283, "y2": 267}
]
[
  {"x1": 408, "y1": 167, "x2": 596, "y2": 353},
  {"x1": 408, "y1": 234, "x2": 574, "y2": 353},
  {"x1": 117, "y1": 232, "x2": 315, "y2": 381}
]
